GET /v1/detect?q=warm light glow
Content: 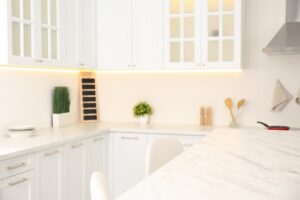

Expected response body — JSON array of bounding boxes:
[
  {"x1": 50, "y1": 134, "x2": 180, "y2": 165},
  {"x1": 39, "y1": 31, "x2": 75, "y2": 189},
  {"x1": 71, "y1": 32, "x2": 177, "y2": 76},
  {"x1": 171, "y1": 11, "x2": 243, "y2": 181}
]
[
  {"x1": 96, "y1": 68, "x2": 243, "y2": 74},
  {"x1": 0, "y1": 65, "x2": 243, "y2": 74},
  {"x1": 0, "y1": 64, "x2": 82, "y2": 73}
]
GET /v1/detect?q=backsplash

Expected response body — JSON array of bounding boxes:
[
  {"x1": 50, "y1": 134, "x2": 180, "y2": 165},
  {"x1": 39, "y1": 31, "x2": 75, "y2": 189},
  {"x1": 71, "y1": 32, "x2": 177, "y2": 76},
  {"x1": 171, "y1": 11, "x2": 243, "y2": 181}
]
[
  {"x1": 0, "y1": 69, "x2": 80, "y2": 132},
  {"x1": 97, "y1": 0, "x2": 300, "y2": 127}
]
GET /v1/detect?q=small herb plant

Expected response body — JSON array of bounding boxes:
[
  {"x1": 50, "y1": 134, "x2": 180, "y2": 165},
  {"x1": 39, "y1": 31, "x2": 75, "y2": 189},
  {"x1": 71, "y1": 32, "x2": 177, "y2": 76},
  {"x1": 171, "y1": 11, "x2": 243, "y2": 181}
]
[
  {"x1": 133, "y1": 102, "x2": 153, "y2": 117},
  {"x1": 52, "y1": 87, "x2": 71, "y2": 114}
]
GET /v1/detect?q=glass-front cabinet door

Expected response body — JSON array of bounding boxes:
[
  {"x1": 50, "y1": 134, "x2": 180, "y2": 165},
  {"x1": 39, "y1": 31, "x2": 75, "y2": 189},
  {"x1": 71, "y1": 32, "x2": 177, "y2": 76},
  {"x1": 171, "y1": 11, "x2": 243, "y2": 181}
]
[
  {"x1": 10, "y1": 0, "x2": 35, "y2": 62},
  {"x1": 165, "y1": 0, "x2": 241, "y2": 70},
  {"x1": 165, "y1": 0, "x2": 201, "y2": 69},
  {"x1": 203, "y1": 0, "x2": 241, "y2": 69},
  {"x1": 39, "y1": 0, "x2": 60, "y2": 64}
]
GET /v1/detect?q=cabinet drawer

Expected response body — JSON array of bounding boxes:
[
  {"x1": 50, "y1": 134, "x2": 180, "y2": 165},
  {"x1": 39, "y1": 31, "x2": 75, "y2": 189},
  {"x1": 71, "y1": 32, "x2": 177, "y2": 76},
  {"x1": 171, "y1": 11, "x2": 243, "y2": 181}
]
[
  {"x1": 0, "y1": 154, "x2": 34, "y2": 180},
  {"x1": 0, "y1": 171, "x2": 34, "y2": 200}
]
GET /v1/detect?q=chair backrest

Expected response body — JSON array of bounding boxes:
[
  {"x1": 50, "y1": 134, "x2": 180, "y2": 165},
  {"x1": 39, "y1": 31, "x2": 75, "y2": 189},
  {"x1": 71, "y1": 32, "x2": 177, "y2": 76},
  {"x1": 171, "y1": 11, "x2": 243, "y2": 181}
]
[
  {"x1": 146, "y1": 137, "x2": 183, "y2": 175},
  {"x1": 90, "y1": 171, "x2": 110, "y2": 200}
]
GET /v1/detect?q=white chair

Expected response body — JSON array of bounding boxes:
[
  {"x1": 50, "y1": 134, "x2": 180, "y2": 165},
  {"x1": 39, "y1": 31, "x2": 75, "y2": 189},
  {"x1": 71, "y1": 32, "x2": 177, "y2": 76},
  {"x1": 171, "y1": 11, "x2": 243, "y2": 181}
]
[
  {"x1": 146, "y1": 137, "x2": 184, "y2": 175},
  {"x1": 90, "y1": 171, "x2": 110, "y2": 200}
]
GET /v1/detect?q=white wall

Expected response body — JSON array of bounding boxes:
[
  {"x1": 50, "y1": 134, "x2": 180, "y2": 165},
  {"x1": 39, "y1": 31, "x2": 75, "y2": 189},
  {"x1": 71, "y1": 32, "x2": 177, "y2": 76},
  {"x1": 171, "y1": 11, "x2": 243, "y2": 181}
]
[
  {"x1": 98, "y1": 0, "x2": 300, "y2": 127},
  {"x1": 0, "y1": 68, "x2": 79, "y2": 131}
]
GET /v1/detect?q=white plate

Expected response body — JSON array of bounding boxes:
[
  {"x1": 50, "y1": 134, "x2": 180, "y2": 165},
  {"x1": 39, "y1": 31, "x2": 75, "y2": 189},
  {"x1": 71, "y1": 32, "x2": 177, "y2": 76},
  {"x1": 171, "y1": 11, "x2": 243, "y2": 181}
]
[
  {"x1": 6, "y1": 130, "x2": 36, "y2": 138},
  {"x1": 8, "y1": 125, "x2": 35, "y2": 132}
]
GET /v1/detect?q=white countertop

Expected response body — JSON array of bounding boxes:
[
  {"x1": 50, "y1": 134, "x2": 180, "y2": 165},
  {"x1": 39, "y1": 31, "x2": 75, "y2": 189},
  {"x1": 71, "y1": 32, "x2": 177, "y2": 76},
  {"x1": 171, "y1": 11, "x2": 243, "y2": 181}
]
[
  {"x1": 117, "y1": 128, "x2": 300, "y2": 200},
  {"x1": 0, "y1": 122, "x2": 210, "y2": 161}
]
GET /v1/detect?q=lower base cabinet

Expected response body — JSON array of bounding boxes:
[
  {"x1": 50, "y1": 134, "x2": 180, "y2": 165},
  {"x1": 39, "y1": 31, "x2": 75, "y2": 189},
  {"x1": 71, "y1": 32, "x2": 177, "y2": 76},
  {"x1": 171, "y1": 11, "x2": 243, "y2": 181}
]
[
  {"x1": 35, "y1": 146, "x2": 65, "y2": 200},
  {"x1": 112, "y1": 133, "x2": 148, "y2": 198},
  {"x1": 0, "y1": 131, "x2": 206, "y2": 200},
  {"x1": 35, "y1": 134, "x2": 108, "y2": 200},
  {"x1": 0, "y1": 171, "x2": 35, "y2": 200},
  {"x1": 65, "y1": 141, "x2": 87, "y2": 200}
]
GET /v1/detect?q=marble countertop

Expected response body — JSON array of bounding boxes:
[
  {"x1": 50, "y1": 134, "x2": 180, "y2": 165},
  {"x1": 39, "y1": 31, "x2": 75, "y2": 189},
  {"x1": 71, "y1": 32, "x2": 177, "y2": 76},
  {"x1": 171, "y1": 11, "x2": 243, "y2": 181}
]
[
  {"x1": 117, "y1": 128, "x2": 300, "y2": 200},
  {"x1": 0, "y1": 122, "x2": 210, "y2": 161}
]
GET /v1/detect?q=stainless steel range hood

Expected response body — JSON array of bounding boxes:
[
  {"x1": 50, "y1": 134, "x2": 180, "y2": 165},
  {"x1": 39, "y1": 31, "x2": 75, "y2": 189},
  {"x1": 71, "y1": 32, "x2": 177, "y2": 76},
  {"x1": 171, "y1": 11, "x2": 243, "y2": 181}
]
[{"x1": 263, "y1": 0, "x2": 300, "y2": 54}]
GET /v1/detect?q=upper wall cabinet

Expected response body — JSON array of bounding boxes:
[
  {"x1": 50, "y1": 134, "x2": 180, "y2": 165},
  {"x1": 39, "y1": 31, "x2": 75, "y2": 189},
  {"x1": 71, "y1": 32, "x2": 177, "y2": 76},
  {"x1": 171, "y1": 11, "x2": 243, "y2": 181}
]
[
  {"x1": 63, "y1": 0, "x2": 97, "y2": 69},
  {"x1": 165, "y1": 0, "x2": 242, "y2": 69},
  {"x1": 97, "y1": 0, "x2": 164, "y2": 70},
  {"x1": 0, "y1": 0, "x2": 64, "y2": 67}
]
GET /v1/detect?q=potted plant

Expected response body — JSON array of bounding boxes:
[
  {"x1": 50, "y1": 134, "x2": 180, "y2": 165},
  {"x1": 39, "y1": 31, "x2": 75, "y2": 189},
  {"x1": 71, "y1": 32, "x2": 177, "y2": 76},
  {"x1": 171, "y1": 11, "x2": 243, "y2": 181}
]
[
  {"x1": 52, "y1": 87, "x2": 71, "y2": 127},
  {"x1": 133, "y1": 102, "x2": 153, "y2": 125}
]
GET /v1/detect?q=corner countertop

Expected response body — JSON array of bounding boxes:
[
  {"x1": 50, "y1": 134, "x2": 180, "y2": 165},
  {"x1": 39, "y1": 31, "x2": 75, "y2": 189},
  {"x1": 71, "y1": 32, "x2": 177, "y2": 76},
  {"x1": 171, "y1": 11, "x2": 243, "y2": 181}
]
[
  {"x1": 0, "y1": 122, "x2": 211, "y2": 161},
  {"x1": 117, "y1": 128, "x2": 300, "y2": 200}
]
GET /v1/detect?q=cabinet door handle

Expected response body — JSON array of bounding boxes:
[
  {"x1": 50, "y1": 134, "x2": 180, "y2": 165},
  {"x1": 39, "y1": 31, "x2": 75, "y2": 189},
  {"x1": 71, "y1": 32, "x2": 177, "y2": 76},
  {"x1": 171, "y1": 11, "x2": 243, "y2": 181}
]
[
  {"x1": 79, "y1": 63, "x2": 85, "y2": 66},
  {"x1": 7, "y1": 162, "x2": 26, "y2": 171},
  {"x1": 44, "y1": 150, "x2": 59, "y2": 157},
  {"x1": 71, "y1": 143, "x2": 83, "y2": 149},
  {"x1": 93, "y1": 137, "x2": 104, "y2": 142},
  {"x1": 8, "y1": 178, "x2": 28, "y2": 186},
  {"x1": 121, "y1": 136, "x2": 139, "y2": 140},
  {"x1": 36, "y1": 59, "x2": 43, "y2": 63}
]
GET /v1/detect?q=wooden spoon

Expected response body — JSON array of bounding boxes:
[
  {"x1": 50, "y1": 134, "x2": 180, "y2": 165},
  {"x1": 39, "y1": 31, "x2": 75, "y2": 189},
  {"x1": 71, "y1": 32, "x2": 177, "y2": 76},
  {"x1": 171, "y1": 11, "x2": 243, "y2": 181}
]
[{"x1": 224, "y1": 98, "x2": 236, "y2": 123}]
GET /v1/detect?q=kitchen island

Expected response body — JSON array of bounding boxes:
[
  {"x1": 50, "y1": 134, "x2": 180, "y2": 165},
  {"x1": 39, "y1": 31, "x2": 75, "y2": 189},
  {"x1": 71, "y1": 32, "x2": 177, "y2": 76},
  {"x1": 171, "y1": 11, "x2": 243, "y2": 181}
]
[{"x1": 117, "y1": 129, "x2": 300, "y2": 200}]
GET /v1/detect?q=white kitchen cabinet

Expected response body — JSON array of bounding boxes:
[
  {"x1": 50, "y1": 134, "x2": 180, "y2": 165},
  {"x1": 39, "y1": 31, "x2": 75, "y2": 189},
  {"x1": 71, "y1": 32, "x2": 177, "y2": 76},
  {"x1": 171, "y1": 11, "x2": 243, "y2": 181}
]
[
  {"x1": 77, "y1": 0, "x2": 97, "y2": 69},
  {"x1": 97, "y1": 0, "x2": 132, "y2": 70},
  {"x1": 0, "y1": 171, "x2": 35, "y2": 200},
  {"x1": 35, "y1": 146, "x2": 64, "y2": 200},
  {"x1": 97, "y1": 0, "x2": 164, "y2": 70},
  {"x1": 86, "y1": 135, "x2": 108, "y2": 200},
  {"x1": 165, "y1": 0, "x2": 242, "y2": 69},
  {"x1": 65, "y1": 141, "x2": 86, "y2": 200},
  {"x1": 132, "y1": 0, "x2": 164, "y2": 69},
  {"x1": 112, "y1": 133, "x2": 148, "y2": 198},
  {"x1": 0, "y1": 0, "x2": 64, "y2": 67}
]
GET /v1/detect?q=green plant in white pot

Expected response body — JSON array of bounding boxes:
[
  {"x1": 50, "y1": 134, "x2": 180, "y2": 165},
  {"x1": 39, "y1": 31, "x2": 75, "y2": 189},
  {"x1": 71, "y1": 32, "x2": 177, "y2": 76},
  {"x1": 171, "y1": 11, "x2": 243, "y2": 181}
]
[
  {"x1": 133, "y1": 102, "x2": 153, "y2": 125},
  {"x1": 52, "y1": 87, "x2": 71, "y2": 127}
]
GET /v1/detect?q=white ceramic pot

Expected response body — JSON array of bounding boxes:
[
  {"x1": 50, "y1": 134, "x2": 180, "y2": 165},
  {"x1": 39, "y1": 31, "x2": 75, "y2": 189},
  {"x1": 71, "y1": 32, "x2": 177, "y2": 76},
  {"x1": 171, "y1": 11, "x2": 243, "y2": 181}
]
[
  {"x1": 138, "y1": 115, "x2": 150, "y2": 125},
  {"x1": 52, "y1": 112, "x2": 71, "y2": 128}
]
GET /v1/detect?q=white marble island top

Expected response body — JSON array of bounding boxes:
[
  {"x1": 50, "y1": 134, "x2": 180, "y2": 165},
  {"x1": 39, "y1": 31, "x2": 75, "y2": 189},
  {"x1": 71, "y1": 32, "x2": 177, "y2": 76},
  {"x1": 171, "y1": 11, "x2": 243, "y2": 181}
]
[
  {"x1": 0, "y1": 122, "x2": 210, "y2": 161},
  {"x1": 117, "y1": 129, "x2": 300, "y2": 200}
]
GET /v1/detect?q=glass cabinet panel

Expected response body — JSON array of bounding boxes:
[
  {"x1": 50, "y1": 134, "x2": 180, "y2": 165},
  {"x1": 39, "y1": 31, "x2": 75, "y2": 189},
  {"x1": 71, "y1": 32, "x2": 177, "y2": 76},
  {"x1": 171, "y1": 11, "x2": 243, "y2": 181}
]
[
  {"x1": 223, "y1": 15, "x2": 234, "y2": 36},
  {"x1": 40, "y1": 0, "x2": 59, "y2": 61},
  {"x1": 223, "y1": 40, "x2": 234, "y2": 61},
  {"x1": 12, "y1": 0, "x2": 20, "y2": 18},
  {"x1": 51, "y1": 30, "x2": 57, "y2": 59},
  {"x1": 208, "y1": 0, "x2": 219, "y2": 12},
  {"x1": 208, "y1": 41, "x2": 219, "y2": 62},
  {"x1": 42, "y1": 28, "x2": 49, "y2": 59},
  {"x1": 206, "y1": 0, "x2": 237, "y2": 64},
  {"x1": 50, "y1": 0, "x2": 57, "y2": 26},
  {"x1": 184, "y1": 0, "x2": 195, "y2": 13},
  {"x1": 167, "y1": 0, "x2": 196, "y2": 65},
  {"x1": 41, "y1": 0, "x2": 48, "y2": 24},
  {"x1": 170, "y1": 18, "x2": 180, "y2": 38},
  {"x1": 170, "y1": 0, "x2": 180, "y2": 14},
  {"x1": 23, "y1": 0, "x2": 31, "y2": 20},
  {"x1": 12, "y1": 22, "x2": 21, "y2": 56},
  {"x1": 184, "y1": 17, "x2": 194, "y2": 38},
  {"x1": 11, "y1": 0, "x2": 34, "y2": 59},
  {"x1": 170, "y1": 42, "x2": 180, "y2": 62},
  {"x1": 223, "y1": 0, "x2": 234, "y2": 11},
  {"x1": 208, "y1": 16, "x2": 219, "y2": 37},
  {"x1": 24, "y1": 24, "x2": 32, "y2": 57}
]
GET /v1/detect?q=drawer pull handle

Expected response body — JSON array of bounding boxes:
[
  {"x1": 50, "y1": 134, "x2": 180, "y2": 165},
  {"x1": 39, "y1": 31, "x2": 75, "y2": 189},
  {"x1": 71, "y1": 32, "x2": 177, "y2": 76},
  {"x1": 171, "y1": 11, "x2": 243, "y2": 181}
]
[
  {"x1": 71, "y1": 143, "x2": 83, "y2": 149},
  {"x1": 8, "y1": 178, "x2": 28, "y2": 186},
  {"x1": 93, "y1": 138, "x2": 103, "y2": 142},
  {"x1": 121, "y1": 136, "x2": 139, "y2": 140},
  {"x1": 7, "y1": 162, "x2": 26, "y2": 171},
  {"x1": 44, "y1": 150, "x2": 59, "y2": 157},
  {"x1": 182, "y1": 143, "x2": 193, "y2": 147}
]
